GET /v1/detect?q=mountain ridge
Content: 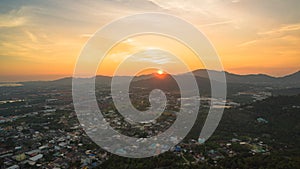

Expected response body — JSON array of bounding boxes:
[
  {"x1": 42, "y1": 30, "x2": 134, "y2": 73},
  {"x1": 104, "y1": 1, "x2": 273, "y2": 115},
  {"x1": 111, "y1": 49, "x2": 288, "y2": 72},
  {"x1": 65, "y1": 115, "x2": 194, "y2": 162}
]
[
  {"x1": 46, "y1": 69, "x2": 300, "y2": 82},
  {"x1": 12, "y1": 69, "x2": 300, "y2": 89}
]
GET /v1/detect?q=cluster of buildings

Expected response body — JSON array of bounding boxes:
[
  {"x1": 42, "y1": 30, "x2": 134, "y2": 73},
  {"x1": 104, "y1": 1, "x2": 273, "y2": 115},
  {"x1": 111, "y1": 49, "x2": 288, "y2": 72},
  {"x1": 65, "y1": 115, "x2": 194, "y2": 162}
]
[
  {"x1": 0, "y1": 86, "x2": 271, "y2": 168},
  {"x1": 0, "y1": 106, "x2": 110, "y2": 168},
  {"x1": 168, "y1": 135, "x2": 270, "y2": 165},
  {"x1": 0, "y1": 87, "x2": 110, "y2": 168}
]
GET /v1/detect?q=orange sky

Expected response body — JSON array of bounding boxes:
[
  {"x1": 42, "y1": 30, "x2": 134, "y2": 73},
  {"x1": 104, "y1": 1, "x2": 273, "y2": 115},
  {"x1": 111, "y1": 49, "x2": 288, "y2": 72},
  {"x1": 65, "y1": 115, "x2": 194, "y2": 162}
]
[
  {"x1": 0, "y1": 0, "x2": 300, "y2": 82},
  {"x1": 97, "y1": 35, "x2": 205, "y2": 77}
]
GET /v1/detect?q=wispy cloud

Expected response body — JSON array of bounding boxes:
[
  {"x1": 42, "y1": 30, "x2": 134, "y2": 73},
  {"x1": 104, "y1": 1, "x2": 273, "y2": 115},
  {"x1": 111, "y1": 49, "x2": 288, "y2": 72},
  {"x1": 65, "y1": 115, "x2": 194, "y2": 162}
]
[
  {"x1": 237, "y1": 40, "x2": 258, "y2": 47},
  {"x1": 199, "y1": 20, "x2": 235, "y2": 28},
  {"x1": 130, "y1": 50, "x2": 176, "y2": 65},
  {"x1": 238, "y1": 23, "x2": 300, "y2": 47},
  {"x1": 0, "y1": 9, "x2": 27, "y2": 28},
  {"x1": 149, "y1": 0, "x2": 232, "y2": 12},
  {"x1": 259, "y1": 23, "x2": 300, "y2": 35},
  {"x1": 231, "y1": 0, "x2": 240, "y2": 3},
  {"x1": 79, "y1": 33, "x2": 95, "y2": 38},
  {"x1": 24, "y1": 30, "x2": 38, "y2": 43}
]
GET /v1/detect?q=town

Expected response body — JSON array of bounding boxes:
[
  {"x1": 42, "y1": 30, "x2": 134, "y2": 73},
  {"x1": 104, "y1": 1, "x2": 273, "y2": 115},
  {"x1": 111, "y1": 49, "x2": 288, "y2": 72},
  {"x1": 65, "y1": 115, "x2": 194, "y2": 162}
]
[{"x1": 1, "y1": 81, "x2": 298, "y2": 169}]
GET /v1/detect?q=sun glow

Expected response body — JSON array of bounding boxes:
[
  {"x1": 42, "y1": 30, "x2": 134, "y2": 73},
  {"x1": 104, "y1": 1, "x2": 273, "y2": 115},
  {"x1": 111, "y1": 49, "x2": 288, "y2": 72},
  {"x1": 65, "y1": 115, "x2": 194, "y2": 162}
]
[{"x1": 157, "y1": 69, "x2": 164, "y2": 75}]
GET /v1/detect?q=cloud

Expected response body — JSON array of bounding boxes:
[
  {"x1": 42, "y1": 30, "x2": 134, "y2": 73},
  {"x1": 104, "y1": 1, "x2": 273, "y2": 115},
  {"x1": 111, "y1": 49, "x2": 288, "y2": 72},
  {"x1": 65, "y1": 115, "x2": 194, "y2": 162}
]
[
  {"x1": 149, "y1": 0, "x2": 195, "y2": 11},
  {"x1": 0, "y1": 10, "x2": 27, "y2": 28},
  {"x1": 148, "y1": 0, "x2": 240, "y2": 30},
  {"x1": 24, "y1": 30, "x2": 38, "y2": 43},
  {"x1": 199, "y1": 20, "x2": 235, "y2": 28},
  {"x1": 237, "y1": 23, "x2": 300, "y2": 47},
  {"x1": 237, "y1": 40, "x2": 258, "y2": 47},
  {"x1": 80, "y1": 33, "x2": 95, "y2": 38},
  {"x1": 130, "y1": 50, "x2": 176, "y2": 65},
  {"x1": 258, "y1": 23, "x2": 300, "y2": 35},
  {"x1": 149, "y1": 0, "x2": 222, "y2": 11}
]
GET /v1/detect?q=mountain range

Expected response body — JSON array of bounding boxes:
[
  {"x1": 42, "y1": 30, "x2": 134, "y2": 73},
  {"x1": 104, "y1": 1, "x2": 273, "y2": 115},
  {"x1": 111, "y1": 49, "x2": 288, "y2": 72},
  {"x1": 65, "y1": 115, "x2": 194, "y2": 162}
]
[{"x1": 13, "y1": 69, "x2": 299, "y2": 97}]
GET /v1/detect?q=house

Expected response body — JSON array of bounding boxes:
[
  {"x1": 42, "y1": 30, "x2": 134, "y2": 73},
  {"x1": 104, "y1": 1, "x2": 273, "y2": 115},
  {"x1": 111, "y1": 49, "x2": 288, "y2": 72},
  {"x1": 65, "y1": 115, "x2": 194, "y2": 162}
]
[
  {"x1": 198, "y1": 138, "x2": 206, "y2": 144},
  {"x1": 6, "y1": 165, "x2": 20, "y2": 169},
  {"x1": 257, "y1": 117, "x2": 268, "y2": 123},
  {"x1": 13, "y1": 153, "x2": 26, "y2": 161},
  {"x1": 29, "y1": 154, "x2": 43, "y2": 162}
]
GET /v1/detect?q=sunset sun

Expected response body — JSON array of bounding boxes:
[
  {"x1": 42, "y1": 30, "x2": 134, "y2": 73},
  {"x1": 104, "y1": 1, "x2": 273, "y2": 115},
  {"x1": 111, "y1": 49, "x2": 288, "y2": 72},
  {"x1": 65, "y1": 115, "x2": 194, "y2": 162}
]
[{"x1": 157, "y1": 69, "x2": 164, "y2": 75}]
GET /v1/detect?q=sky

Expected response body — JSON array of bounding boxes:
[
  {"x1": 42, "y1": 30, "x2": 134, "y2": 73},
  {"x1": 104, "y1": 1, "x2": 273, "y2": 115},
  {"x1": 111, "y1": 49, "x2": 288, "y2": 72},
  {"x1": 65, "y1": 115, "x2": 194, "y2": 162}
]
[{"x1": 0, "y1": 0, "x2": 300, "y2": 82}]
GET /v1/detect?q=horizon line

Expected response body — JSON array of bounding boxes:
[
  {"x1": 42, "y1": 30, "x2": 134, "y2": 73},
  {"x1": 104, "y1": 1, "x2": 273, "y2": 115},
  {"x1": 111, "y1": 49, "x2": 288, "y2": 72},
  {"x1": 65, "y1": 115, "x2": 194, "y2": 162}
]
[{"x1": 0, "y1": 68, "x2": 299, "y2": 83}]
